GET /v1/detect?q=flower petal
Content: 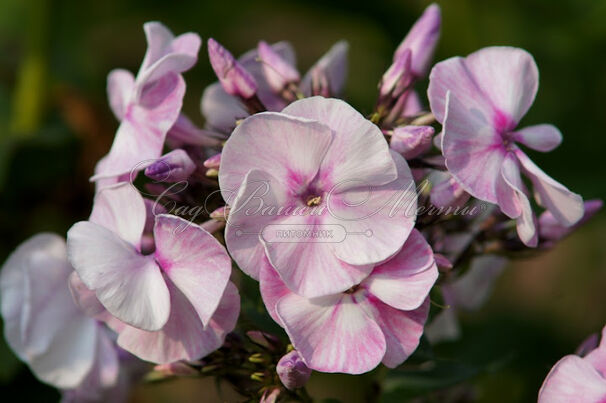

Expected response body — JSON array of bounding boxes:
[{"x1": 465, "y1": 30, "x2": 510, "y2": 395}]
[
  {"x1": 515, "y1": 149, "x2": 584, "y2": 227},
  {"x1": 441, "y1": 255, "x2": 508, "y2": 311},
  {"x1": 465, "y1": 46, "x2": 538, "y2": 126},
  {"x1": 442, "y1": 91, "x2": 507, "y2": 203},
  {"x1": 500, "y1": 152, "x2": 538, "y2": 246},
  {"x1": 360, "y1": 295, "x2": 429, "y2": 368},
  {"x1": 429, "y1": 46, "x2": 538, "y2": 129},
  {"x1": 512, "y1": 124, "x2": 562, "y2": 152},
  {"x1": 107, "y1": 69, "x2": 135, "y2": 120},
  {"x1": 263, "y1": 213, "x2": 374, "y2": 298},
  {"x1": 117, "y1": 281, "x2": 239, "y2": 364},
  {"x1": 282, "y1": 97, "x2": 398, "y2": 193},
  {"x1": 538, "y1": 355, "x2": 606, "y2": 403},
  {"x1": 225, "y1": 169, "x2": 288, "y2": 280},
  {"x1": 276, "y1": 292, "x2": 386, "y2": 374},
  {"x1": 92, "y1": 73, "x2": 185, "y2": 179},
  {"x1": 0, "y1": 233, "x2": 98, "y2": 389},
  {"x1": 395, "y1": 3, "x2": 441, "y2": 77},
  {"x1": 259, "y1": 261, "x2": 291, "y2": 325},
  {"x1": 200, "y1": 82, "x2": 249, "y2": 133},
  {"x1": 67, "y1": 221, "x2": 170, "y2": 331},
  {"x1": 137, "y1": 22, "x2": 201, "y2": 87},
  {"x1": 301, "y1": 41, "x2": 348, "y2": 97},
  {"x1": 153, "y1": 214, "x2": 231, "y2": 326},
  {"x1": 219, "y1": 111, "x2": 332, "y2": 202},
  {"x1": 363, "y1": 229, "x2": 437, "y2": 310},
  {"x1": 89, "y1": 183, "x2": 146, "y2": 247}
]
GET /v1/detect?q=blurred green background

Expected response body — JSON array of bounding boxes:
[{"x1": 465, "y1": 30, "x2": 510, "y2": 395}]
[{"x1": 0, "y1": 0, "x2": 605, "y2": 401}]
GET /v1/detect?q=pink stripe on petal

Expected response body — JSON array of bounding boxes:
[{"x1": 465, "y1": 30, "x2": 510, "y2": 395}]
[
  {"x1": 282, "y1": 97, "x2": 398, "y2": 193},
  {"x1": 219, "y1": 112, "x2": 332, "y2": 203},
  {"x1": 442, "y1": 91, "x2": 507, "y2": 204}
]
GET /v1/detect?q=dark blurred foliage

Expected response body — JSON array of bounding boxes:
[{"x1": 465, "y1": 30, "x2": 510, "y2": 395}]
[{"x1": 0, "y1": 0, "x2": 605, "y2": 401}]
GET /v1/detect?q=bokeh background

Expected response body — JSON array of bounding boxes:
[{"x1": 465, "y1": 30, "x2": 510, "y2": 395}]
[{"x1": 1, "y1": 0, "x2": 605, "y2": 401}]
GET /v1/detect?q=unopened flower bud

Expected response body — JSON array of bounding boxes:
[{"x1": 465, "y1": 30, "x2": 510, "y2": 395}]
[
  {"x1": 203, "y1": 153, "x2": 221, "y2": 170},
  {"x1": 167, "y1": 114, "x2": 222, "y2": 147},
  {"x1": 302, "y1": 41, "x2": 348, "y2": 97},
  {"x1": 394, "y1": 3, "x2": 441, "y2": 77},
  {"x1": 430, "y1": 172, "x2": 470, "y2": 209},
  {"x1": 208, "y1": 38, "x2": 258, "y2": 99},
  {"x1": 144, "y1": 149, "x2": 196, "y2": 182},
  {"x1": 379, "y1": 49, "x2": 413, "y2": 99},
  {"x1": 276, "y1": 350, "x2": 311, "y2": 390},
  {"x1": 258, "y1": 41, "x2": 300, "y2": 92},
  {"x1": 539, "y1": 199, "x2": 603, "y2": 245},
  {"x1": 390, "y1": 125, "x2": 434, "y2": 159},
  {"x1": 246, "y1": 330, "x2": 282, "y2": 351},
  {"x1": 210, "y1": 206, "x2": 229, "y2": 221},
  {"x1": 260, "y1": 388, "x2": 281, "y2": 403},
  {"x1": 153, "y1": 362, "x2": 198, "y2": 377},
  {"x1": 434, "y1": 253, "x2": 453, "y2": 271}
]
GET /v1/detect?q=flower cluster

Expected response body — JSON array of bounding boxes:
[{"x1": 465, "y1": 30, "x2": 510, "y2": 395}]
[{"x1": 0, "y1": 4, "x2": 601, "y2": 402}]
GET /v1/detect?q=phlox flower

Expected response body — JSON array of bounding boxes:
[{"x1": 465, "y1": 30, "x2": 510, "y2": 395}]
[
  {"x1": 93, "y1": 22, "x2": 202, "y2": 183},
  {"x1": 66, "y1": 183, "x2": 239, "y2": 364},
  {"x1": 539, "y1": 325, "x2": 606, "y2": 403},
  {"x1": 220, "y1": 96, "x2": 417, "y2": 297},
  {"x1": 428, "y1": 46, "x2": 584, "y2": 246},
  {"x1": 260, "y1": 229, "x2": 437, "y2": 374},
  {"x1": 0, "y1": 233, "x2": 125, "y2": 396}
]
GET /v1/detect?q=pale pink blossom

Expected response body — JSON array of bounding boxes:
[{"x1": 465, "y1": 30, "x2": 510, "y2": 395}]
[
  {"x1": 66, "y1": 183, "x2": 238, "y2": 363},
  {"x1": 0, "y1": 233, "x2": 121, "y2": 392},
  {"x1": 220, "y1": 97, "x2": 417, "y2": 297},
  {"x1": 538, "y1": 326, "x2": 606, "y2": 403},
  {"x1": 260, "y1": 230, "x2": 437, "y2": 374},
  {"x1": 428, "y1": 46, "x2": 584, "y2": 246},
  {"x1": 93, "y1": 22, "x2": 201, "y2": 182}
]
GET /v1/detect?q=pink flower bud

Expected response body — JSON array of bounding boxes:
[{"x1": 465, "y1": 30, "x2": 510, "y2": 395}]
[
  {"x1": 379, "y1": 49, "x2": 413, "y2": 99},
  {"x1": 203, "y1": 153, "x2": 222, "y2": 169},
  {"x1": 390, "y1": 125, "x2": 434, "y2": 159},
  {"x1": 153, "y1": 362, "x2": 198, "y2": 376},
  {"x1": 144, "y1": 149, "x2": 196, "y2": 182},
  {"x1": 430, "y1": 172, "x2": 470, "y2": 209},
  {"x1": 167, "y1": 114, "x2": 222, "y2": 147},
  {"x1": 258, "y1": 41, "x2": 300, "y2": 92},
  {"x1": 539, "y1": 199, "x2": 602, "y2": 244},
  {"x1": 276, "y1": 350, "x2": 311, "y2": 390},
  {"x1": 260, "y1": 388, "x2": 281, "y2": 403},
  {"x1": 395, "y1": 3, "x2": 441, "y2": 77},
  {"x1": 208, "y1": 38, "x2": 257, "y2": 98}
]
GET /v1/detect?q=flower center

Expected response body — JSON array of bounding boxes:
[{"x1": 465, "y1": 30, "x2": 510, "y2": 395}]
[
  {"x1": 306, "y1": 195, "x2": 322, "y2": 207},
  {"x1": 344, "y1": 285, "x2": 360, "y2": 294}
]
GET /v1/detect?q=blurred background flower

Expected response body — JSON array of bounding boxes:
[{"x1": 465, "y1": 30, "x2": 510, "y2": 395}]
[{"x1": 0, "y1": 0, "x2": 604, "y2": 401}]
